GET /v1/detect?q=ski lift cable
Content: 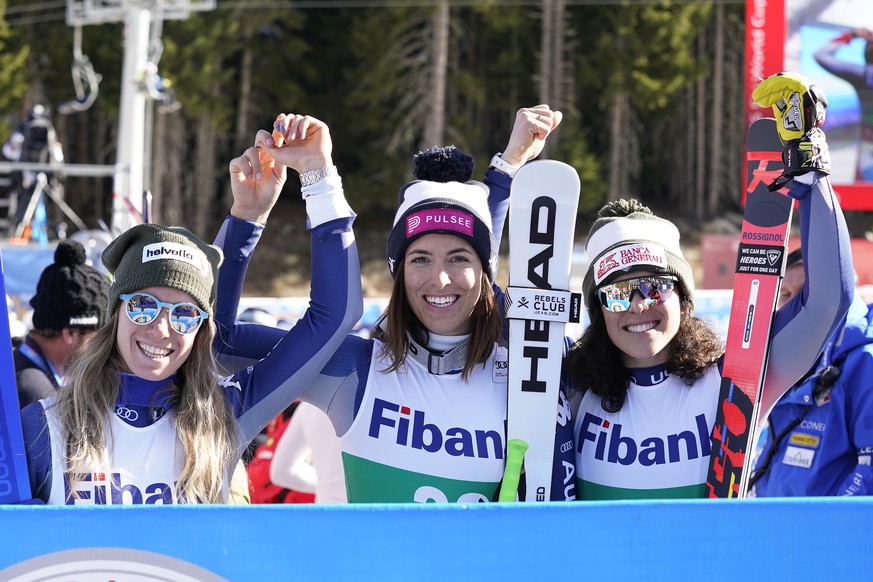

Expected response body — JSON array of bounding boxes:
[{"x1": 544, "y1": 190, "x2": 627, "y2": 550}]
[
  {"x1": 3, "y1": 1, "x2": 65, "y2": 17},
  {"x1": 5, "y1": 0, "x2": 750, "y2": 25}
]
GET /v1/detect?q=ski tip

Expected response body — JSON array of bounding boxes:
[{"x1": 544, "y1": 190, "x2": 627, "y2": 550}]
[{"x1": 512, "y1": 160, "x2": 581, "y2": 191}]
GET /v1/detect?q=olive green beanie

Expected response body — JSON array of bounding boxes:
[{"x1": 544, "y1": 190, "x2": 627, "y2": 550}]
[{"x1": 102, "y1": 224, "x2": 223, "y2": 319}]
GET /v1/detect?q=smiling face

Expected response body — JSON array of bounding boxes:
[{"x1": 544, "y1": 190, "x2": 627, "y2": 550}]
[
  {"x1": 777, "y1": 263, "x2": 805, "y2": 310},
  {"x1": 403, "y1": 234, "x2": 483, "y2": 337},
  {"x1": 600, "y1": 271, "x2": 681, "y2": 367},
  {"x1": 116, "y1": 286, "x2": 199, "y2": 381}
]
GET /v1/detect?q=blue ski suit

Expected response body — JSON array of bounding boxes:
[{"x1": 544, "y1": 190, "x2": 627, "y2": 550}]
[{"x1": 752, "y1": 294, "x2": 873, "y2": 496}]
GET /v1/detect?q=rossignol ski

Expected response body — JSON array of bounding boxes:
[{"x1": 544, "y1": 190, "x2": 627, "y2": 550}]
[
  {"x1": 500, "y1": 160, "x2": 580, "y2": 502},
  {"x1": 0, "y1": 247, "x2": 33, "y2": 503},
  {"x1": 707, "y1": 118, "x2": 791, "y2": 498}
]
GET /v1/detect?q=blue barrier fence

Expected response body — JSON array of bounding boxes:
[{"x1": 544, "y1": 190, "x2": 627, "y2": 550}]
[{"x1": 0, "y1": 499, "x2": 869, "y2": 580}]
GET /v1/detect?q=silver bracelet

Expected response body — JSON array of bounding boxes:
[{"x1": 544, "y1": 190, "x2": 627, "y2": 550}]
[
  {"x1": 489, "y1": 153, "x2": 520, "y2": 178},
  {"x1": 299, "y1": 165, "x2": 337, "y2": 187}
]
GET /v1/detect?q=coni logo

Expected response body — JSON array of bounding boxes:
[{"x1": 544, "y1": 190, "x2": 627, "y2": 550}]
[{"x1": 0, "y1": 548, "x2": 226, "y2": 582}]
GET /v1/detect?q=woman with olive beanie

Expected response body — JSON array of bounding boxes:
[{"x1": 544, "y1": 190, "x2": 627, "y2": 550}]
[{"x1": 18, "y1": 114, "x2": 362, "y2": 504}]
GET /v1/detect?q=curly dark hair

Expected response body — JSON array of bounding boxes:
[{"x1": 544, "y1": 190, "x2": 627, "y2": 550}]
[{"x1": 566, "y1": 292, "x2": 723, "y2": 413}]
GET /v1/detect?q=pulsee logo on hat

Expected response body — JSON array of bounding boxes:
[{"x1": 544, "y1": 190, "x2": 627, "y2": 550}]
[
  {"x1": 406, "y1": 208, "x2": 474, "y2": 238},
  {"x1": 142, "y1": 242, "x2": 210, "y2": 276},
  {"x1": 594, "y1": 243, "x2": 668, "y2": 284}
]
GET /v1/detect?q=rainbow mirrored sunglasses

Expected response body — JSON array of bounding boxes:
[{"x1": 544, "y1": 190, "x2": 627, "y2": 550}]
[
  {"x1": 120, "y1": 293, "x2": 208, "y2": 335},
  {"x1": 596, "y1": 275, "x2": 677, "y2": 313}
]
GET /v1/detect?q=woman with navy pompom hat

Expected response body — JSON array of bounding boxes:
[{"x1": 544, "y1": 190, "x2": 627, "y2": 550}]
[{"x1": 213, "y1": 105, "x2": 574, "y2": 503}]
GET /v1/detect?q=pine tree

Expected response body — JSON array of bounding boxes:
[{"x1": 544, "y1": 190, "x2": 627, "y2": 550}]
[{"x1": 0, "y1": 0, "x2": 30, "y2": 137}]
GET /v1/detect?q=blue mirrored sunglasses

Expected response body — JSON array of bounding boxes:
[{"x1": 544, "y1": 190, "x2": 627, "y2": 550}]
[
  {"x1": 596, "y1": 276, "x2": 677, "y2": 313},
  {"x1": 120, "y1": 293, "x2": 208, "y2": 335}
]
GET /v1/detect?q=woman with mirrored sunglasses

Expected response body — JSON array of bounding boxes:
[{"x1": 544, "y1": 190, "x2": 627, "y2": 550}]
[
  {"x1": 16, "y1": 116, "x2": 362, "y2": 505},
  {"x1": 566, "y1": 80, "x2": 854, "y2": 499}
]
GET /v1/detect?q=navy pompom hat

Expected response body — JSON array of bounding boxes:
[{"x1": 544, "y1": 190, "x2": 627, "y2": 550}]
[{"x1": 386, "y1": 146, "x2": 496, "y2": 280}]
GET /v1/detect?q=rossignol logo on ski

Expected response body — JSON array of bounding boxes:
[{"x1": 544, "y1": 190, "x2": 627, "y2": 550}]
[
  {"x1": 741, "y1": 231, "x2": 785, "y2": 242},
  {"x1": 368, "y1": 398, "x2": 504, "y2": 459}
]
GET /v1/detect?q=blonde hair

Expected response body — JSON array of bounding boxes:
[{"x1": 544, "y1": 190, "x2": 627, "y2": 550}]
[{"x1": 56, "y1": 306, "x2": 239, "y2": 503}]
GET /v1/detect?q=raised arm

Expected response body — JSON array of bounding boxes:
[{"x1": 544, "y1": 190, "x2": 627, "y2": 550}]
[
  {"x1": 213, "y1": 119, "x2": 292, "y2": 369},
  {"x1": 217, "y1": 114, "x2": 363, "y2": 448},
  {"x1": 214, "y1": 113, "x2": 349, "y2": 369},
  {"x1": 753, "y1": 73, "x2": 854, "y2": 417},
  {"x1": 486, "y1": 104, "x2": 564, "y2": 246},
  {"x1": 765, "y1": 173, "x2": 853, "y2": 396},
  {"x1": 813, "y1": 30, "x2": 869, "y2": 83}
]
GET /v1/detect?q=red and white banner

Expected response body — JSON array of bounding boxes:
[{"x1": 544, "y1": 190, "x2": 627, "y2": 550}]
[
  {"x1": 745, "y1": 0, "x2": 873, "y2": 210},
  {"x1": 745, "y1": 0, "x2": 786, "y2": 127}
]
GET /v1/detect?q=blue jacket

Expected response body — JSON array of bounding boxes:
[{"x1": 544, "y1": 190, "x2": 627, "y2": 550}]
[{"x1": 753, "y1": 294, "x2": 873, "y2": 496}]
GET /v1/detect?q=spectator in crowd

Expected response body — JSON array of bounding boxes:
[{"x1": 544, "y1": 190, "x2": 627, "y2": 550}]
[
  {"x1": 814, "y1": 27, "x2": 873, "y2": 181},
  {"x1": 2, "y1": 104, "x2": 63, "y2": 242},
  {"x1": 271, "y1": 401, "x2": 347, "y2": 503},
  {"x1": 14, "y1": 239, "x2": 108, "y2": 408},
  {"x1": 751, "y1": 248, "x2": 873, "y2": 496}
]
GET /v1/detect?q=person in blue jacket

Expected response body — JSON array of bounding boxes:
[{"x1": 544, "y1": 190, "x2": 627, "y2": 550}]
[
  {"x1": 751, "y1": 248, "x2": 873, "y2": 496},
  {"x1": 18, "y1": 114, "x2": 361, "y2": 504},
  {"x1": 214, "y1": 105, "x2": 578, "y2": 502}
]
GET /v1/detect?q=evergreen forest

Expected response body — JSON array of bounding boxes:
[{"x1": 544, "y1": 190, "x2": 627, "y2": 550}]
[{"x1": 2, "y1": 0, "x2": 751, "y2": 292}]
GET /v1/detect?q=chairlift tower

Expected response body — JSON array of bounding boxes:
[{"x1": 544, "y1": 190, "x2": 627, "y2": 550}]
[{"x1": 66, "y1": 0, "x2": 215, "y2": 235}]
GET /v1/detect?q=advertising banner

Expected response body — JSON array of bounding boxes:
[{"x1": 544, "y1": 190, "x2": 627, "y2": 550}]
[{"x1": 748, "y1": 0, "x2": 873, "y2": 209}]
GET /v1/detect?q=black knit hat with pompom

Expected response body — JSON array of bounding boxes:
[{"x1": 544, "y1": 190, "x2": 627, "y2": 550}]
[
  {"x1": 411, "y1": 145, "x2": 475, "y2": 183},
  {"x1": 30, "y1": 239, "x2": 110, "y2": 331},
  {"x1": 386, "y1": 145, "x2": 496, "y2": 280}
]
